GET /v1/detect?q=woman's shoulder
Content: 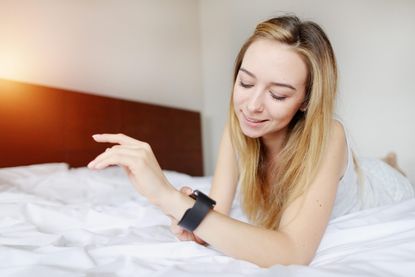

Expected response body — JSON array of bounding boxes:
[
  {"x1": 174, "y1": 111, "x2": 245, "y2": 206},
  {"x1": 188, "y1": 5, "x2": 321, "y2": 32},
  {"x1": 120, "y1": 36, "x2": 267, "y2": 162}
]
[
  {"x1": 332, "y1": 116, "x2": 346, "y2": 130},
  {"x1": 330, "y1": 118, "x2": 347, "y2": 143},
  {"x1": 331, "y1": 117, "x2": 353, "y2": 149},
  {"x1": 325, "y1": 118, "x2": 349, "y2": 178}
]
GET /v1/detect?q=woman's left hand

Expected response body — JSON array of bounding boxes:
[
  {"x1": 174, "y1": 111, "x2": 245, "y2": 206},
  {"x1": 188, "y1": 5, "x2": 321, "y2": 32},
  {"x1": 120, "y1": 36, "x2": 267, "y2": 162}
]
[{"x1": 87, "y1": 133, "x2": 175, "y2": 206}]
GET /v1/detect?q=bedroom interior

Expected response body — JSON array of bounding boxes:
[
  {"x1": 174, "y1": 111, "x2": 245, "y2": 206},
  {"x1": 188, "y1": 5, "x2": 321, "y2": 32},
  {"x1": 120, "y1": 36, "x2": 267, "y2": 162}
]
[{"x1": 0, "y1": 0, "x2": 414, "y2": 276}]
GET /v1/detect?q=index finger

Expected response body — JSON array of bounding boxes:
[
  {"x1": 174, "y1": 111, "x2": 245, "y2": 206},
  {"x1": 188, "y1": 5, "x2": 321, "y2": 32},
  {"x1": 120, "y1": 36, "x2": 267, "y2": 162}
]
[{"x1": 92, "y1": 133, "x2": 142, "y2": 146}]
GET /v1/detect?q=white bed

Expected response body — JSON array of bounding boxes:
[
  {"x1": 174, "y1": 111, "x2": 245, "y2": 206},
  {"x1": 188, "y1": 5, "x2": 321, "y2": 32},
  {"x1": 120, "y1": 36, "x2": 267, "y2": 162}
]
[{"x1": 1, "y1": 163, "x2": 414, "y2": 277}]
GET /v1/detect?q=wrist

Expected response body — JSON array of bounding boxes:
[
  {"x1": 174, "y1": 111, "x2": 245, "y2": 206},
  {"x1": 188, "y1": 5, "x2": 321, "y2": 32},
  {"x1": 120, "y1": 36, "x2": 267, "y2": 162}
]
[
  {"x1": 177, "y1": 190, "x2": 216, "y2": 232},
  {"x1": 158, "y1": 188, "x2": 195, "y2": 220}
]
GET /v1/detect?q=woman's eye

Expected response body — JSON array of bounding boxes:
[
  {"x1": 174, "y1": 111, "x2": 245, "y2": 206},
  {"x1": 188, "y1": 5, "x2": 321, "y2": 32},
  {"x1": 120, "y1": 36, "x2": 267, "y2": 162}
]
[
  {"x1": 270, "y1": 92, "x2": 286, "y2": 101},
  {"x1": 239, "y1": 81, "x2": 253, "y2": 88}
]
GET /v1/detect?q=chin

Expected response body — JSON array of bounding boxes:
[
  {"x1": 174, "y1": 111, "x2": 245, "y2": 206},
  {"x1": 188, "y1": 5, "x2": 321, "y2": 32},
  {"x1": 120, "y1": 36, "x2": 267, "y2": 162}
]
[{"x1": 240, "y1": 126, "x2": 263, "y2": 139}]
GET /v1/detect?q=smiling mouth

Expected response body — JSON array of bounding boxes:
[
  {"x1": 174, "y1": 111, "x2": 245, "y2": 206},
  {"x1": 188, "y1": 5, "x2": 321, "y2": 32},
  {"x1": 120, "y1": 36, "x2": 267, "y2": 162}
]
[{"x1": 242, "y1": 112, "x2": 268, "y2": 123}]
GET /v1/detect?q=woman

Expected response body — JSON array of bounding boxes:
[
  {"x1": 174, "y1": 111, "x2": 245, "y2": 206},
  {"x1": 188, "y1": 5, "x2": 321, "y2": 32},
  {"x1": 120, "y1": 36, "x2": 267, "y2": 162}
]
[{"x1": 88, "y1": 15, "x2": 414, "y2": 267}]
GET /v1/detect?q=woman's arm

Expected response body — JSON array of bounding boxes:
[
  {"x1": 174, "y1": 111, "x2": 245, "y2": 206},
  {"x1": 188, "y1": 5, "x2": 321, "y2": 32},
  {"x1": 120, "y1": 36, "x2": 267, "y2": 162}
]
[
  {"x1": 88, "y1": 121, "x2": 347, "y2": 267},
  {"x1": 170, "y1": 122, "x2": 239, "y2": 243},
  {"x1": 160, "y1": 120, "x2": 347, "y2": 267},
  {"x1": 209, "y1": 122, "x2": 239, "y2": 215}
]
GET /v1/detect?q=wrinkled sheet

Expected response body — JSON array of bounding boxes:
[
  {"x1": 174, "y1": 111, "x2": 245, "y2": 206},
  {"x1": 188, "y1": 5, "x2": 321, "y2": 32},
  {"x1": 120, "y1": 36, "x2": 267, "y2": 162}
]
[{"x1": 0, "y1": 164, "x2": 414, "y2": 276}]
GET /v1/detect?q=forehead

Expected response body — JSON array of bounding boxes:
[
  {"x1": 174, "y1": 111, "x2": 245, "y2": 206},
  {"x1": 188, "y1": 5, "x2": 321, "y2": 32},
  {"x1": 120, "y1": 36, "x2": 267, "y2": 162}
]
[{"x1": 241, "y1": 39, "x2": 308, "y2": 87}]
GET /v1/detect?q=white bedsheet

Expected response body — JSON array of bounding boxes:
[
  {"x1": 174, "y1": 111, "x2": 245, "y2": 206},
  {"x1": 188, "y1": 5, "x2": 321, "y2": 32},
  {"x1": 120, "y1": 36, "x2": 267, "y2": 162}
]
[{"x1": 0, "y1": 164, "x2": 414, "y2": 276}]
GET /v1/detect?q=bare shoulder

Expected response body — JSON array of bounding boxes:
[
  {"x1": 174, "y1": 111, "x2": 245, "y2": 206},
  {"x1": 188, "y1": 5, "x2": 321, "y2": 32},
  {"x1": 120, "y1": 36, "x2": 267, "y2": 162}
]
[
  {"x1": 331, "y1": 119, "x2": 346, "y2": 145},
  {"x1": 328, "y1": 119, "x2": 348, "y2": 175}
]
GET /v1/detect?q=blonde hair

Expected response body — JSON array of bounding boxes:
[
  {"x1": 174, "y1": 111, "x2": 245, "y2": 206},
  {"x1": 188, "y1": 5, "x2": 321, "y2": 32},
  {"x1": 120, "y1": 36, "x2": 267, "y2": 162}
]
[{"x1": 229, "y1": 16, "x2": 338, "y2": 230}]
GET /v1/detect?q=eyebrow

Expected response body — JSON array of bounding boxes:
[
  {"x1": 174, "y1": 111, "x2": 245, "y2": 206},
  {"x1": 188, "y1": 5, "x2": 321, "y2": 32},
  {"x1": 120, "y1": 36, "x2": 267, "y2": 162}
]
[{"x1": 239, "y1": 67, "x2": 297, "y2": 91}]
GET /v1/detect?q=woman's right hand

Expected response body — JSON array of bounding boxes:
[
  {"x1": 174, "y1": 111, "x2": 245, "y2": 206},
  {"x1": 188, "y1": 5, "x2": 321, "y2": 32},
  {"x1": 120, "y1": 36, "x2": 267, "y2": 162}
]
[{"x1": 169, "y1": 186, "x2": 207, "y2": 245}]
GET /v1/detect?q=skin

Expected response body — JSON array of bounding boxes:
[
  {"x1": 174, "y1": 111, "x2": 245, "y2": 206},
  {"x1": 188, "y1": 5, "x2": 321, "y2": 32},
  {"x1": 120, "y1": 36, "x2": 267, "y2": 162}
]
[
  {"x1": 233, "y1": 39, "x2": 308, "y2": 157},
  {"x1": 88, "y1": 38, "x2": 348, "y2": 267}
]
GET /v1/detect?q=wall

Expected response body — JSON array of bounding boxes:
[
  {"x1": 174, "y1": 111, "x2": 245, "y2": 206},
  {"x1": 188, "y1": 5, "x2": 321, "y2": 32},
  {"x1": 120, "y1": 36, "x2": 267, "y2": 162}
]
[
  {"x1": 198, "y1": 0, "x2": 234, "y2": 176},
  {"x1": 0, "y1": 0, "x2": 202, "y2": 111},
  {"x1": 1, "y1": 0, "x2": 414, "y2": 182},
  {"x1": 199, "y1": 0, "x2": 415, "y2": 183}
]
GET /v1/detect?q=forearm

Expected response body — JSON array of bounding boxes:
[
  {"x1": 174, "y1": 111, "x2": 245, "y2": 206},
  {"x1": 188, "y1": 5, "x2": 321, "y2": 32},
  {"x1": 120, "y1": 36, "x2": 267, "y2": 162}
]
[{"x1": 159, "y1": 190, "x2": 301, "y2": 267}]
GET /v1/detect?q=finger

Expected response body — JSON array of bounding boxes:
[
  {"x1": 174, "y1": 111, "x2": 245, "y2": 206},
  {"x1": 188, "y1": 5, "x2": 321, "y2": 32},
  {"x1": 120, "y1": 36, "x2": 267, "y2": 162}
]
[
  {"x1": 89, "y1": 151, "x2": 136, "y2": 170},
  {"x1": 194, "y1": 235, "x2": 207, "y2": 245},
  {"x1": 88, "y1": 146, "x2": 142, "y2": 168},
  {"x1": 92, "y1": 133, "x2": 148, "y2": 147},
  {"x1": 170, "y1": 217, "x2": 183, "y2": 233},
  {"x1": 177, "y1": 230, "x2": 195, "y2": 241},
  {"x1": 170, "y1": 217, "x2": 190, "y2": 239},
  {"x1": 171, "y1": 226, "x2": 195, "y2": 242},
  {"x1": 171, "y1": 221, "x2": 204, "y2": 243},
  {"x1": 179, "y1": 186, "x2": 193, "y2": 195},
  {"x1": 88, "y1": 147, "x2": 120, "y2": 168},
  {"x1": 170, "y1": 223, "x2": 184, "y2": 235}
]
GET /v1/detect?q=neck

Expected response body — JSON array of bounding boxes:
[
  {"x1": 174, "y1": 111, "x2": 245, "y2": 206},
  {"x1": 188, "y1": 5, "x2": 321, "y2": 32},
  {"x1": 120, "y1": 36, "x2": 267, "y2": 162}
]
[{"x1": 261, "y1": 128, "x2": 288, "y2": 161}]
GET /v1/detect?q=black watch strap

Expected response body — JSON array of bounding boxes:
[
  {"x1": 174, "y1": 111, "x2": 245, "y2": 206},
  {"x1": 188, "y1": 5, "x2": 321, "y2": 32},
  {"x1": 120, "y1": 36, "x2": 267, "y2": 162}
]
[{"x1": 178, "y1": 190, "x2": 216, "y2": 232}]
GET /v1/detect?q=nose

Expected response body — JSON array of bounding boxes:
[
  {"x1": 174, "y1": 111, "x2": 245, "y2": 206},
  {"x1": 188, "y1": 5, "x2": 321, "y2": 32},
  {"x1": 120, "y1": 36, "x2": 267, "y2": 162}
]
[{"x1": 246, "y1": 89, "x2": 264, "y2": 113}]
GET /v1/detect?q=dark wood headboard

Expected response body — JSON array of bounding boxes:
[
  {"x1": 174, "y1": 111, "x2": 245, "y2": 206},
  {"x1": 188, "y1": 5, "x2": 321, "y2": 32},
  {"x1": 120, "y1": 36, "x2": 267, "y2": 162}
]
[{"x1": 0, "y1": 79, "x2": 203, "y2": 176}]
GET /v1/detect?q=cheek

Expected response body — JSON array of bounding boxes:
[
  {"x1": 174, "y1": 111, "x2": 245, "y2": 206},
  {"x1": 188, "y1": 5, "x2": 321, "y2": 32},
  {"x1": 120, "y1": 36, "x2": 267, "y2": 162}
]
[
  {"x1": 266, "y1": 101, "x2": 301, "y2": 121},
  {"x1": 232, "y1": 87, "x2": 244, "y2": 108}
]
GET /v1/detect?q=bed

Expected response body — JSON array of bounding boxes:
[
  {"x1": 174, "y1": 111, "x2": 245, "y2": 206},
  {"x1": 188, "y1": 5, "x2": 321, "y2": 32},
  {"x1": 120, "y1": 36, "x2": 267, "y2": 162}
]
[{"x1": 1, "y1": 79, "x2": 415, "y2": 276}]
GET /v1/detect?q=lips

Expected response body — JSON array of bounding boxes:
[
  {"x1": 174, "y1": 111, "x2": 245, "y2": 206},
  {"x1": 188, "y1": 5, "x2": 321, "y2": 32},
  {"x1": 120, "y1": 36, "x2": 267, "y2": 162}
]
[
  {"x1": 246, "y1": 117, "x2": 266, "y2": 123},
  {"x1": 241, "y1": 111, "x2": 268, "y2": 124}
]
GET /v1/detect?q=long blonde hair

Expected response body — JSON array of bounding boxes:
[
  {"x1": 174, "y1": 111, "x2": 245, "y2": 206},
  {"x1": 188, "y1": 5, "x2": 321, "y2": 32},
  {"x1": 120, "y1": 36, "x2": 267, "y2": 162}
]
[{"x1": 229, "y1": 16, "x2": 337, "y2": 230}]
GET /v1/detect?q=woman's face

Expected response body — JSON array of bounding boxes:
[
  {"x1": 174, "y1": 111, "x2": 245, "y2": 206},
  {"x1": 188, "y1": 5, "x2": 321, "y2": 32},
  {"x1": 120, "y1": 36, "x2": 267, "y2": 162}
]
[{"x1": 233, "y1": 38, "x2": 308, "y2": 142}]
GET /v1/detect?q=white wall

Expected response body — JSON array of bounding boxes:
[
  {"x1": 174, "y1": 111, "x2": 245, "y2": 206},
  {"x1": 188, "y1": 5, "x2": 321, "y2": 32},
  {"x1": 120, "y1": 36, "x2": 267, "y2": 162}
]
[
  {"x1": 198, "y1": 0, "x2": 234, "y2": 176},
  {"x1": 0, "y1": 0, "x2": 202, "y2": 111},
  {"x1": 199, "y1": 0, "x2": 415, "y2": 183}
]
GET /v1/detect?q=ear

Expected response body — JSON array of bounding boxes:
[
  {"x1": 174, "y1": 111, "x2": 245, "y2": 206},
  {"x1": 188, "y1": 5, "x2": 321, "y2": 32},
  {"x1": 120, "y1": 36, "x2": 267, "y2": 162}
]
[{"x1": 300, "y1": 101, "x2": 308, "y2": 112}]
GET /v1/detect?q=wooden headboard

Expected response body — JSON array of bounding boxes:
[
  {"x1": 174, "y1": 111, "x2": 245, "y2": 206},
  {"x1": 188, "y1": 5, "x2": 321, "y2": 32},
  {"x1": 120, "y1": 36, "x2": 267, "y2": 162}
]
[{"x1": 0, "y1": 79, "x2": 203, "y2": 176}]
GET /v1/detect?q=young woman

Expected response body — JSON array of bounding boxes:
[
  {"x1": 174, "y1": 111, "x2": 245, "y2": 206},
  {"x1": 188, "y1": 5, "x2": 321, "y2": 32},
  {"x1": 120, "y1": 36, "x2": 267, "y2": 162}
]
[{"x1": 88, "y1": 15, "x2": 414, "y2": 267}]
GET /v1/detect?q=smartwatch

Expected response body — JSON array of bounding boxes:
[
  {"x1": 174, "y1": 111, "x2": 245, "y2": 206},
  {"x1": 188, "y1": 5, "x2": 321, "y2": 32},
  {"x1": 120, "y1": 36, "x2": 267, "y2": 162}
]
[{"x1": 178, "y1": 190, "x2": 216, "y2": 232}]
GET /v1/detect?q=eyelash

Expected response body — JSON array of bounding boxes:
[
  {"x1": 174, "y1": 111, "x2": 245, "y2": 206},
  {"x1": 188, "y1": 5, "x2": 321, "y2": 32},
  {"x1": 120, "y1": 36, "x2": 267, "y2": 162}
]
[
  {"x1": 270, "y1": 94, "x2": 286, "y2": 101},
  {"x1": 239, "y1": 81, "x2": 253, "y2": 89},
  {"x1": 239, "y1": 81, "x2": 286, "y2": 101}
]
